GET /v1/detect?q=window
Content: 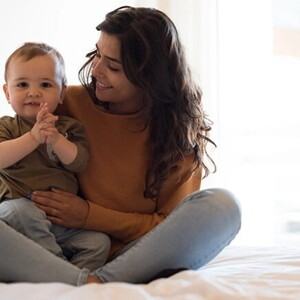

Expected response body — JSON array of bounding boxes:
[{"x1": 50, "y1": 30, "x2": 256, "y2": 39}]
[{"x1": 211, "y1": 0, "x2": 300, "y2": 246}]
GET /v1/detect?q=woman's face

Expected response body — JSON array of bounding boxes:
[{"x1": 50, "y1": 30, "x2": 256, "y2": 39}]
[{"x1": 92, "y1": 32, "x2": 141, "y2": 114}]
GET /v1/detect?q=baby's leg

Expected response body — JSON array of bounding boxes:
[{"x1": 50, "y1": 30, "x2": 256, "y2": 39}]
[
  {"x1": 0, "y1": 198, "x2": 65, "y2": 259},
  {"x1": 52, "y1": 225, "x2": 111, "y2": 271},
  {"x1": 0, "y1": 220, "x2": 88, "y2": 285}
]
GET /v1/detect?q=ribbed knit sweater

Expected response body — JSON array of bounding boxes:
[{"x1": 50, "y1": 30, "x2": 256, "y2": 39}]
[{"x1": 58, "y1": 85, "x2": 202, "y2": 255}]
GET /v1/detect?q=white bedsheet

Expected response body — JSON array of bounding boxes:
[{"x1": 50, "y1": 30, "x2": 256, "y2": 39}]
[{"x1": 1, "y1": 245, "x2": 300, "y2": 300}]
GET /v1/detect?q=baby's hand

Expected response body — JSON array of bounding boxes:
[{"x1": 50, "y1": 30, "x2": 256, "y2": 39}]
[
  {"x1": 30, "y1": 104, "x2": 47, "y2": 144},
  {"x1": 36, "y1": 103, "x2": 58, "y2": 124},
  {"x1": 31, "y1": 103, "x2": 59, "y2": 144}
]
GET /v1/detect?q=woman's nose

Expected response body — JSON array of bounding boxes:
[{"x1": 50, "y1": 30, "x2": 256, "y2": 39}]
[{"x1": 92, "y1": 57, "x2": 104, "y2": 76}]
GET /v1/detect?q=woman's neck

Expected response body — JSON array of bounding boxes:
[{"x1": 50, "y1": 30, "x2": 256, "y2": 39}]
[{"x1": 94, "y1": 100, "x2": 142, "y2": 115}]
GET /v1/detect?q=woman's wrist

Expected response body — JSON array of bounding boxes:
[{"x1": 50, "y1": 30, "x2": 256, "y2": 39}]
[{"x1": 81, "y1": 200, "x2": 90, "y2": 228}]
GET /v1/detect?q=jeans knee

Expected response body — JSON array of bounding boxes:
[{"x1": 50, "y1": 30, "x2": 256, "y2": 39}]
[
  {"x1": 0, "y1": 198, "x2": 46, "y2": 228},
  {"x1": 71, "y1": 232, "x2": 111, "y2": 254},
  {"x1": 189, "y1": 188, "x2": 241, "y2": 234},
  {"x1": 94, "y1": 234, "x2": 111, "y2": 253},
  {"x1": 0, "y1": 199, "x2": 21, "y2": 223},
  {"x1": 212, "y1": 188, "x2": 241, "y2": 214},
  {"x1": 82, "y1": 233, "x2": 111, "y2": 261},
  {"x1": 209, "y1": 188, "x2": 242, "y2": 232}
]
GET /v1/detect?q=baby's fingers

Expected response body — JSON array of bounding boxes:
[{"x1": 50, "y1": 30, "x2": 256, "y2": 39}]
[
  {"x1": 36, "y1": 106, "x2": 47, "y2": 122},
  {"x1": 42, "y1": 114, "x2": 58, "y2": 124}
]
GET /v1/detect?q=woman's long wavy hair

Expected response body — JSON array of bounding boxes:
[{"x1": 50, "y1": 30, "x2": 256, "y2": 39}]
[{"x1": 79, "y1": 6, "x2": 216, "y2": 201}]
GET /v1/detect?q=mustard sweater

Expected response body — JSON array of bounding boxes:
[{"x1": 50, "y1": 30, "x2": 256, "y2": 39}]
[{"x1": 59, "y1": 86, "x2": 202, "y2": 254}]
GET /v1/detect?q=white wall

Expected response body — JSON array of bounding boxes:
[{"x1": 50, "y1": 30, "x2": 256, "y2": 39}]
[
  {"x1": 0, "y1": 0, "x2": 211, "y2": 119},
  {"x1": 0, "y1": 0, "x2": 132, "y2": 116}
]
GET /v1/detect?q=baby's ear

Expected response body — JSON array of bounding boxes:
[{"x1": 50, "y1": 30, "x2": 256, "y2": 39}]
[
  {"x1": 3, "y1": 84, "x2": 10, "y2": 103},
  {"x1": 59, "y1": 85, "x2": 67, "y2": 104}
]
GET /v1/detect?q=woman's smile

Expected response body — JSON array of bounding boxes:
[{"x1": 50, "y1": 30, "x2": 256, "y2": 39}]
[{"x1": 95, "y1": 80, "x2": 112, "y2": 90}]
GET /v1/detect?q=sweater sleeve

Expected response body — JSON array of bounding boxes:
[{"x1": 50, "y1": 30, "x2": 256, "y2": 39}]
[{"x1": 83, "y1": 160, "x2": 201, "y2": 244}]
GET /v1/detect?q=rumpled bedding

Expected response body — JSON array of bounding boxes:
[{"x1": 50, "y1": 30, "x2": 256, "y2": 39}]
[{"x1": 1, "y1": 245, "x2": 300, "y2": 300}]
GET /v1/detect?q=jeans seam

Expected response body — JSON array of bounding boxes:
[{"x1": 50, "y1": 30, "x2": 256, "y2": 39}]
[{"x1": 76, "y1": 268, "x2": 90, "y2": 286}]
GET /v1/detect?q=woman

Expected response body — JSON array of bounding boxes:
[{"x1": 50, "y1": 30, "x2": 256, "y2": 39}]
[{"x1": 0, "y1": 6, "x2": 241, "y2": 285}]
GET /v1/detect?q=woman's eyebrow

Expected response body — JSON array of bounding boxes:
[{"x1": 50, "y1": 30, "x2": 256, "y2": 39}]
[{"x1": 95, "y1": 44, "x2": 122, "y2": 65}]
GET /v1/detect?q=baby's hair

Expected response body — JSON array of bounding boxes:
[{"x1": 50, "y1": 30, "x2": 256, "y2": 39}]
[{"x1": 4, "y1": 42, "x2": 67, "y2": 86}]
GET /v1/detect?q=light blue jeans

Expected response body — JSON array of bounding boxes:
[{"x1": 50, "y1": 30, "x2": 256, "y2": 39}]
[
  {"x1": 0, "y1": 188, "x2": 241, "y2": 285},
  {"x1": 0, "y1": 198, "x2": 110, "y2": 271}
]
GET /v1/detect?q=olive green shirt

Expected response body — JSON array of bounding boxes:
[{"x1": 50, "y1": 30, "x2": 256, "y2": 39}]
[{"x1": 0, "y1": 115, "x2": 89, "y2": 200}]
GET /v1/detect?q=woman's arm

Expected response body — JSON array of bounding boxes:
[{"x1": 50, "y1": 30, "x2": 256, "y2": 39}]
[
  {"x1": 84, "y1": 167, "x2": 201, "y2": 243},
  {"x1": 31, "y1": 188, "x2": 90, "y2": 228},
  {"x1": 31, "y1": 188, "x2": 165, "y2": 243},
  {"x1": 31, "y1": 166, "x2": 201, "y2": 244}
]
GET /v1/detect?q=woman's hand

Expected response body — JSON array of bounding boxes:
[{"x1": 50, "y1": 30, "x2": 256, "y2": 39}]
[{"x1": 30, "y1": 188, "x2": 89, "y2": 228}]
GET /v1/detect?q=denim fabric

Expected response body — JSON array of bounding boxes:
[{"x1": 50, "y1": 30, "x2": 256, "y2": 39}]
[
  {"x1": 0, "y1": 219, "x2": 89, "y2": 285},
  {"x1": 0, "y1": 188, "x2": 241, "y2": 285},
  {"x1": 0, "y1": 198, "x2": 110, "y2": 271},
  {"x1": 94, "y1": 188, "x2": 241, "y2": 283}
]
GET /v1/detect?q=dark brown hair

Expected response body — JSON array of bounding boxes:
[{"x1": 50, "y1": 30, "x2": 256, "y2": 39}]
[{"x1": 79, "y1": 6, "x2": 216, "y2": 201}]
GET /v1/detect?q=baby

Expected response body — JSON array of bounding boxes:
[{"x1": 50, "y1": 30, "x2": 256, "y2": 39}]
[{"x1": 0, "y1": 42, "x2": 110, "y2": 271}]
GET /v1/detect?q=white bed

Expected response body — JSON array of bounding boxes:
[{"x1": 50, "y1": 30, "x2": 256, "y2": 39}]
[{"x1": 1, "y1": 245, "x2": 300, "y2": 300}]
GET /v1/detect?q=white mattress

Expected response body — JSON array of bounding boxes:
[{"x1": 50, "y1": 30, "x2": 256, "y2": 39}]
[{"x1": 1, "y1": 245, "x2": 300, "y2": 300}]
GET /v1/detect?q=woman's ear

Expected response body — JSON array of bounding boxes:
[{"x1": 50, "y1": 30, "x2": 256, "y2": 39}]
[
  {"x1": 59, "y1": 85, "x2": 67, "y2": 104},
  {"x1": 3, "y1": 84, "x2": 10, "y2": 103}
]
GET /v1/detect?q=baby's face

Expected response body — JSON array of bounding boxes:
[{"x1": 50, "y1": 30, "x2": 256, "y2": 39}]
[{"x1": 3, "y1": 54, "x2": 65, "y2": 121}]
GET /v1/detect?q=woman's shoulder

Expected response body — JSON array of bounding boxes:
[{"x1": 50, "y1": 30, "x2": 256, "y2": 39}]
[
  {"x1": 56, "y1": 85, "x2": 90, "y2": 116},
  {"x1": 65, "y1": 85, "x2": 89, "y2": 102}
]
